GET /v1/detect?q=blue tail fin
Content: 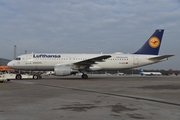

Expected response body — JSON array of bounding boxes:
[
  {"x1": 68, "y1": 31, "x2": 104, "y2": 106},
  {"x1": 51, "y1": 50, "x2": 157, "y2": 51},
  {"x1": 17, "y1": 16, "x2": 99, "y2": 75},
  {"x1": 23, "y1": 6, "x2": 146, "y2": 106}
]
[
  {"x1": 140, "y1": 68, "x2": 144, "y2": 72},
  {"x1": 134, "y1": 29, "x2": 164, "y2": 55}
]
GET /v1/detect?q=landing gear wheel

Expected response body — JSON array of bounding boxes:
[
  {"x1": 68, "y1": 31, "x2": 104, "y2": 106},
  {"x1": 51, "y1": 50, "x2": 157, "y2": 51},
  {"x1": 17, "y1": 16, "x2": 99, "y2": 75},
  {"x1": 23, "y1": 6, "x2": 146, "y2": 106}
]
[
  {"x1": 33, "y1": 74, "x2": 42, "y2": 79},
  {"x1": 33, "y1": 75, "x2": 39, "y2": 79},
  {"x1": 16, "y1": 74, "x2": 22, "y2": 80},
  {"x1": 82, "y1": 74, "x2": 88, "y2": 79}
]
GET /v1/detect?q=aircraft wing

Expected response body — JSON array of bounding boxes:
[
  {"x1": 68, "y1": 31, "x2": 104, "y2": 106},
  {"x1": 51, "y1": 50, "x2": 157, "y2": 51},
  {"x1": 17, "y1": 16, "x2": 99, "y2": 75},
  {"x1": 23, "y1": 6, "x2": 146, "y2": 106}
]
[
  {"x1": 148, "y1": 55, "x2": 174, "y2": 61},
  {"x1": 74, "y1": 55, "x2": 111, "y2": 65}
]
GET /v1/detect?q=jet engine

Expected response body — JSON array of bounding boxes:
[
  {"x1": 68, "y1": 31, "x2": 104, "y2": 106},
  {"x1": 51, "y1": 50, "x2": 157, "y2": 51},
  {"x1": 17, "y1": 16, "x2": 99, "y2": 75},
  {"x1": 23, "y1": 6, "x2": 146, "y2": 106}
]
[{"x1": 54, "y1": 65, "x2": 77, "y2": 76}]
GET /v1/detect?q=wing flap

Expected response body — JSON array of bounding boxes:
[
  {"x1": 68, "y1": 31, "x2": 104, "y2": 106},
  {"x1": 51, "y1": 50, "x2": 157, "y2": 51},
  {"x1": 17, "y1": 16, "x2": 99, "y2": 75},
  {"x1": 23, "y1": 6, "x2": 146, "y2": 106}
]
[{"x1": 148, "y1": 55, "x2": 174, "y2": 61}]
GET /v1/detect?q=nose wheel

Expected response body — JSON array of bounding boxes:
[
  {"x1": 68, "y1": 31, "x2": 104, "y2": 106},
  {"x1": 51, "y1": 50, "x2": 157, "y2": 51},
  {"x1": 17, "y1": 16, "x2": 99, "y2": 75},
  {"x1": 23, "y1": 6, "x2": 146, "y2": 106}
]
[{"x1": 81, "y1": 74, "x2": 88, "y2": 79}]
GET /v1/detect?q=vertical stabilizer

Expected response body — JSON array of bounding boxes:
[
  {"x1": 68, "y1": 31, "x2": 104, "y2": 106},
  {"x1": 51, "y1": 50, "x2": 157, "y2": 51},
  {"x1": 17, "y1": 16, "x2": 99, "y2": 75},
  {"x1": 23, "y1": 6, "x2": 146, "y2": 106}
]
[{"x1": 134, "y1": 29, "x2": 164, "y2": 55}]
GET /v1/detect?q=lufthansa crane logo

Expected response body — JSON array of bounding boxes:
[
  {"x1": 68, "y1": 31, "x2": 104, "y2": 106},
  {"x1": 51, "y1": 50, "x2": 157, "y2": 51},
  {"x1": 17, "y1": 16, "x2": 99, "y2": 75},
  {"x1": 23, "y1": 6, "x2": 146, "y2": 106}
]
[{"x1": 148, "y1": 37, "x2": 160, "y2": 48}]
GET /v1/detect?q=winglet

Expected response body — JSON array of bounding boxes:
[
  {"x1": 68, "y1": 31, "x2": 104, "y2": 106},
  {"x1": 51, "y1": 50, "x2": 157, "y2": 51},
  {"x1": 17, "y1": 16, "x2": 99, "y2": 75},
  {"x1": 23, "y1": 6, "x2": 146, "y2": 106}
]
[{"x1": 134, "y1": 29, "x2": 164, "y2": 55}]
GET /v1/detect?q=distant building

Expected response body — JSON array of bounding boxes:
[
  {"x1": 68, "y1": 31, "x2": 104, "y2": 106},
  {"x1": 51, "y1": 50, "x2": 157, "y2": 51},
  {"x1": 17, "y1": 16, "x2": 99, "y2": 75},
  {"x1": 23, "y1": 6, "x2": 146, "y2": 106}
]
[{"x1": 0, "y1": 58, "x2": 11, "y2": 66}]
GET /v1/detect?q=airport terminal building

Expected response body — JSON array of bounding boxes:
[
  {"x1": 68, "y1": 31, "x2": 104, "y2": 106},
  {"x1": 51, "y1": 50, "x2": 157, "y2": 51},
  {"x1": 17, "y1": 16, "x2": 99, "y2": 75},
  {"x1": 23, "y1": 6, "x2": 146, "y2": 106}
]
[{"x1": 0, "y1": 58, "x2": 11, "y2": 66}]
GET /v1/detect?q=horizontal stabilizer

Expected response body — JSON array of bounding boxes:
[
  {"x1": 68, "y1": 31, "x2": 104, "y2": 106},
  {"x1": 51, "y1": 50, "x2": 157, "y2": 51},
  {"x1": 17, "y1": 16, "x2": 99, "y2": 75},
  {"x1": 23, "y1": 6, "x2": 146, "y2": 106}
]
[{"x1": 148, "y1": 55, "x2": 174, "y2": 61}]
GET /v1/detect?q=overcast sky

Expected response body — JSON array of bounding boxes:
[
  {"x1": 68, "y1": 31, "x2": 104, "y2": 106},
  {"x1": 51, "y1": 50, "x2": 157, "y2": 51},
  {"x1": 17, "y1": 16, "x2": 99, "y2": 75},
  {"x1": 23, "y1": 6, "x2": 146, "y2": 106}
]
[{"x1": 0, "y1": 0, "x2": 180, "y2": 70}]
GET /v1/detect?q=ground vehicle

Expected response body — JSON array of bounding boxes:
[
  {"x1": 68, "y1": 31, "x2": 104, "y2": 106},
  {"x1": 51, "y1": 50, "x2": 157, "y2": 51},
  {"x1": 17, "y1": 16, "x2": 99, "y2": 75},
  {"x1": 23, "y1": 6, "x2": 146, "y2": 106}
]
[{"x1": 0, "y1": 72, "x2": 41, "y2": 81}]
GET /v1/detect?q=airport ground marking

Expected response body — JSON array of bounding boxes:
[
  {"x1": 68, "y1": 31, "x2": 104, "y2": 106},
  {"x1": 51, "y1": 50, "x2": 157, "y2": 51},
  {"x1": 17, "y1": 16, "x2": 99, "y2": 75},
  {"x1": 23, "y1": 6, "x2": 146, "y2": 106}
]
[{"x1": 35, "y1": 83, "x2": 180, "y2": 107}]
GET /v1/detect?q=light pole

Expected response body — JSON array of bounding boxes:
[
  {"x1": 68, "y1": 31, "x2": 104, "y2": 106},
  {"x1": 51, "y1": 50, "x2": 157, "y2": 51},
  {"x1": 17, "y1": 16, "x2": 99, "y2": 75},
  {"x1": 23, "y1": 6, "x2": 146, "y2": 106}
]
[{"x1": 14, "y1": 45, "x2": 16, "y2": 60}]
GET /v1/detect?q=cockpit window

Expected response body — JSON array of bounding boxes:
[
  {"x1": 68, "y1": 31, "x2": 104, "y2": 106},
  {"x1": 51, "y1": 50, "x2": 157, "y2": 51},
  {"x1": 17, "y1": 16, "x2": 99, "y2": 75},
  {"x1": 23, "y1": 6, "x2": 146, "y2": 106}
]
[{"x1": 15, "y1": 57, "x2": 21, "y2": 60}]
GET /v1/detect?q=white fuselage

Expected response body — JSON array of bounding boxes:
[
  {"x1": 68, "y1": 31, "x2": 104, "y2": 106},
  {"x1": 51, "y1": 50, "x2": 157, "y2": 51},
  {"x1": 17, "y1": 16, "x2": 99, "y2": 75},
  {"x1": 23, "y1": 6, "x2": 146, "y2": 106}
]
[{"x1": 8, "y1": 52, "x2": 164, "y2": 71}]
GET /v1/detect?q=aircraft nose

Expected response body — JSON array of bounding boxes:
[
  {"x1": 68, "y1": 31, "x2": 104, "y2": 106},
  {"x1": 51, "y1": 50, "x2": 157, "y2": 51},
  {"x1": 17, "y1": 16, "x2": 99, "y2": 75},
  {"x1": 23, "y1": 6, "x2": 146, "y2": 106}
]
[{"x1": 7, "y1": 61, "x2": 14, "y2": 67}]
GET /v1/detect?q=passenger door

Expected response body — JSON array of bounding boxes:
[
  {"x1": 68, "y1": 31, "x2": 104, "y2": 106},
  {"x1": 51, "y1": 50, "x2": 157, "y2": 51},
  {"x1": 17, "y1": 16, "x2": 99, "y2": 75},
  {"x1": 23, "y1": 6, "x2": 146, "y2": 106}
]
[
  {"x1": 26, "y1": 54, "x2": 32, "y2": 65},
  {"x1": 133, "y1": 56, "x2": 138, "y2": 65}
]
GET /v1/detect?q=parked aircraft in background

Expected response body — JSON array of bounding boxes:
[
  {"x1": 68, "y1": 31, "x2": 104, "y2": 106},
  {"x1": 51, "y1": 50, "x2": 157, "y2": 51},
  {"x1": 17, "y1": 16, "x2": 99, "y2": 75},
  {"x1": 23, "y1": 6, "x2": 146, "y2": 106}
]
[
  {"x1": 140, "y1": 68, "x2": 162, "y2": 76},
  {"x1": 8, "y1": 29, "x2": 174, "y2": 79}
]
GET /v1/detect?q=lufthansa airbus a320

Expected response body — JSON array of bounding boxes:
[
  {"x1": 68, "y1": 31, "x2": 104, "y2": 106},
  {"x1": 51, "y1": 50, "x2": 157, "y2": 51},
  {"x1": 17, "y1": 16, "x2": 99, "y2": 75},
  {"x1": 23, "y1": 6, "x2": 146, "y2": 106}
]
[{"x1": 8, "y1": 29, "x2": 174, "y2": 79}]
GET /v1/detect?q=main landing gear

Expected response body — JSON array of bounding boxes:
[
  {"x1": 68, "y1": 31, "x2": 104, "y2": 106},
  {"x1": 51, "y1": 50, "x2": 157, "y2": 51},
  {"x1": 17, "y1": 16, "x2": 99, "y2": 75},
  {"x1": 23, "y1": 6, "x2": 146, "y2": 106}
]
[{"x1": 81, "y1": 73, "x2": 88, "y2": 79}]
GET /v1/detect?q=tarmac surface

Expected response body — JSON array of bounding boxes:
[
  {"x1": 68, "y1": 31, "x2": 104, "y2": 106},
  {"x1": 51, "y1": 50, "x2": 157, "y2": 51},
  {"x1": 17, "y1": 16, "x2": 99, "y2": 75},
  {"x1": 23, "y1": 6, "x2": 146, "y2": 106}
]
[{"x1": 0, "y1": 75, "x2": 180, "y2": 120}]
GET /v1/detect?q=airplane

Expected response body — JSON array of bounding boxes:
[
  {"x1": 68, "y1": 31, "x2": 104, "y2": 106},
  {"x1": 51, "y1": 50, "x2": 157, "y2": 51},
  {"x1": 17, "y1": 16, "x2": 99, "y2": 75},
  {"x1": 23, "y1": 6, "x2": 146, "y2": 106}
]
[
  {"x1": 139, "y1": 68, "x2": 162, "y2": 76},
  {"x1": 7, "y1": 29, "x2": 174, "y2": 79}
]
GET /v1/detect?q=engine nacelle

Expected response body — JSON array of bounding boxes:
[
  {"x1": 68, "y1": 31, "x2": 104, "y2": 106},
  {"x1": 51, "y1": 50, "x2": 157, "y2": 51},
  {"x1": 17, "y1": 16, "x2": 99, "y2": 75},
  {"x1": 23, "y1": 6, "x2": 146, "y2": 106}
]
[{"x1": 54, "y1": 65, "x2": 71, "y2": 76}]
